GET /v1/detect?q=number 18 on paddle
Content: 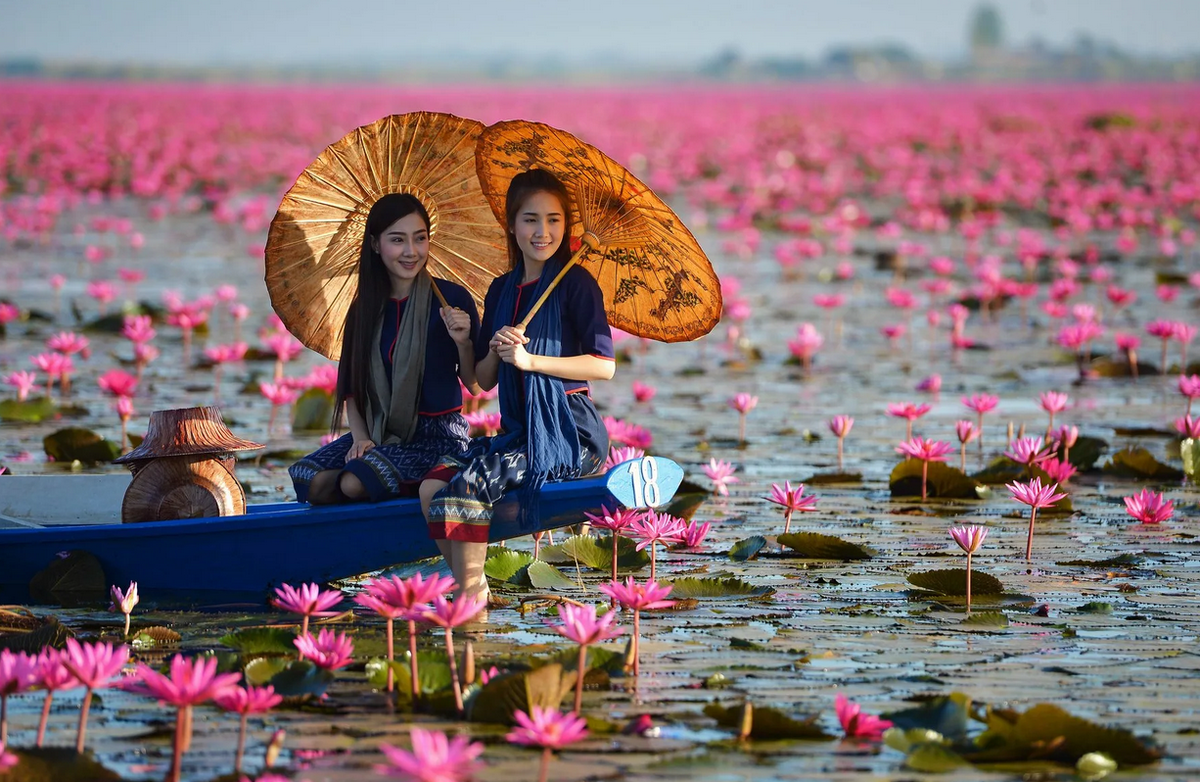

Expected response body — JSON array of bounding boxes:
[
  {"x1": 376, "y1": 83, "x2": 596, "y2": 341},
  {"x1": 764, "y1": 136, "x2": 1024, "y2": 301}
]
[{"x1": 605, "y1": 456, "x2": 684, "y2": 509}]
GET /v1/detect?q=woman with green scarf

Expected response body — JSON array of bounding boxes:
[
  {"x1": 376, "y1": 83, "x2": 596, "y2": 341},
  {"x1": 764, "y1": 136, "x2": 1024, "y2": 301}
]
[{"x1": 289, "y1": 193, "x2": 480, "y2": 504}]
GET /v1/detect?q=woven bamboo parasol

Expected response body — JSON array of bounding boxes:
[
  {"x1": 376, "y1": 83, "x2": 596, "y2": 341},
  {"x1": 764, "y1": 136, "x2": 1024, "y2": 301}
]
[
  {"x1": 475, "y1": 120, "x2": 721, "y2": 342},
  {"x1": 266, "y1": 112, "x2": 509, "y2": 359}
]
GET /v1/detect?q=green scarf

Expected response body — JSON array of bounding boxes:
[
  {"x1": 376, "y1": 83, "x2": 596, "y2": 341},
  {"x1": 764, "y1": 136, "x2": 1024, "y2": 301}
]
[{"x1": 364, "y1": 271, "x2": 431, "y2": 444}]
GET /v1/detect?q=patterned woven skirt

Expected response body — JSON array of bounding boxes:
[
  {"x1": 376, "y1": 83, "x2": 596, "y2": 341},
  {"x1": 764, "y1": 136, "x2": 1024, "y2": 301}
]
[
  {"x1": 427, "y1": 394, "x2": 608, "y2": 542},
  {"x1": 289, "y1": 413, "x2": 470, "y2": 503}
]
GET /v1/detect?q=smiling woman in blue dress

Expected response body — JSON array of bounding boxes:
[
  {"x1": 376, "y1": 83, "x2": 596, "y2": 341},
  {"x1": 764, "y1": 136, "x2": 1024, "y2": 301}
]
[
  {"x1": 289, "y1": 193, "x2": 480, "y2": 506},
  {"x1": 424, "y1": 169, "x2": 615, "y2": 603}
]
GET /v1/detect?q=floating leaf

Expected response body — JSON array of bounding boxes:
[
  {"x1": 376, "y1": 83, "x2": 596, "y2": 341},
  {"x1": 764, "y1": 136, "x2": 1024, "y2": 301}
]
[
  {"x1": 907, "y1": 569, "x2": 1004, "y2": 596},
  {"x1": 132, "y1": 627, "x2": 182, "y2": 647},
  {"x1": 366, "y1": 650, "x2": 454, "y2": 696},
  {"x1": 5, "y1": 746, "x2": 123, "y2": 781},
  {"x1": 220, "y1": 627, "x2": 299, "y2": 655},
  {"x1": 1078, "y1": 602, "x2": 1113, "y2": 615},
  {"x1": 379, "y1": 557, "x2": 452, "y2": 581},
  {"x1": 266, "y1": 659, "x2": 336, "y2": 699},
  {"x1": 890, "y1": 460, "x2": 982, "y2": 499},
  {"x1": 291, "y1": 388, "x2": 335, "y2": 432},
  {"x1": 1102, "y1": 447, "x2": 1184, "y2": 481},
  {"x1": 526, "y1": 561, "x2": 575, "y2": 589},
  {"x1": 905, "y1": 743, "x2": 969, "y2": 773},
  {"x1": 703, "y1": 702, "x2": 832, "y2": 740},
  {"x1": 728, "y1": 536, "x2": 766, "y2": 561},
  {"x1": 469, "y1": 663, "x2": 575, "y2": 725},
  {"x1": 42, "y1": 427, "x2": 121, "y2": 465},
  {"x1": 28, "y1": 551, "x2": 107, "y2": 607},
  {"x1": 883, "y1": 693, "x2": 973, "y2": 742},
  {"x1": 971, "y1": 457, "x2": 1028, "y2": 485},
  {"x1": 969, "y1": 703, "x2": 1161, "y2": 766},
  {"x1": 0, "y1": 397, "x2": 58, "y2": 423},
  {"x1": 1057, "y1": 553, "x2": 1141, "y2": 568},
  {"x1": 803, "y1": 471, "x2": 863, "y2": 485},
  {"x1": 484, "y1": 550, "x2": 534, "y2": 583},
  {"x1": 1181, "y1": 438, "x2": 1200, "y2": 482},
  {"x1": 663, "y1": 479, "x2": 707, "y2": 520},
  {"x1": 667, "y1": 577, "x2": 773, "y2": 599},
  {"x1": 541, "y1": 534, "x2": 649, "y2": 571},
  {"x1": 244, "y1": 656, "x2": 291, "y2": 686},
  {"x1": 961, "y1": 612, "x2": 1008, "y2": 628},
  {"x1": 777, "y1": 532, "x2": 873, "y2": 560},
  {"x1": 1064, "y1": 436, "x2": 1108, "y2": 470},
  {"x1": 0, "y1": 618, "x2": 73, "y2": 653}
]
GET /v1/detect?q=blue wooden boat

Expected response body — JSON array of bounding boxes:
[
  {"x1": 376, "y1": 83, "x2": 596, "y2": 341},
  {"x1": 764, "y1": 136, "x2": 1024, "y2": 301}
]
[{"x1": 0, "y1": 457, "x2": 684, "y2": 607}]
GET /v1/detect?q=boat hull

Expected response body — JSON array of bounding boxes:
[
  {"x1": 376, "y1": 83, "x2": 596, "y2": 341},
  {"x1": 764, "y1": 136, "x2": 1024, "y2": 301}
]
[{"x1": 0, "y1": 473, "x2": 616, "y2": 607}]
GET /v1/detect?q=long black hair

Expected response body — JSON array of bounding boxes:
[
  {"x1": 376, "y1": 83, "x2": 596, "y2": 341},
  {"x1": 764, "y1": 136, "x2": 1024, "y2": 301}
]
[
  {"x1": 504, "y1": 168, "x2": 575, "y2": 272},
  {"x1": 333, "y1": 193, "x2": 431, "y2": 432}
]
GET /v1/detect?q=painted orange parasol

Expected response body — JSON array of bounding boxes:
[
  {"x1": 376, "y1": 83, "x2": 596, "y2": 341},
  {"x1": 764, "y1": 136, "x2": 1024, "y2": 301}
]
[
  {"x1": 475, "y1": 120, "x2": 721, "y2": 343},
  {"x1": 266, "y1": 112, "x2": 509, "y2": 359}
]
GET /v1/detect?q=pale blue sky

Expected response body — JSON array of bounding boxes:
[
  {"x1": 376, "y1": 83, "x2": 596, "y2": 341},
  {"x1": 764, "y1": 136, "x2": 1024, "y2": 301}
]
[{"x1": 2, "y1": 0, "x2": 1197, "y2": 65}]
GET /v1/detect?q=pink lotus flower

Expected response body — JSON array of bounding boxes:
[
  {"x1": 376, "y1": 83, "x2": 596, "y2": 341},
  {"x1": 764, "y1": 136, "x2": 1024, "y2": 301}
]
[
  {"x1": 86, "y1": 280, "x2": 116, "y2": 314},
  {"x1": 886, "y1": 402, "x2": 931, "y2": 441},
  {"x1": 765, "y1": 481, "x2": 818, "y2": 534},
  {"x1": 294, "y1": 628, "x2": 355, "y2": 671},
  {"x1": 895, "y1": 437, "x2": 955, "y2": 500},
  {"x1": 0, "y1": 741, "x2": 15, "y2": 773},
  {"x1": 122, "y1": 314, "x2": 157, "y2": 344},
  {"x1": 271, "y1": 582, "x2": 344, "y2": 636},
  {"x1": 376, "y1": 728, "x2": 484, "y2": 782},
  {"x1": 584, "y1": 505, "x2": 647, "y2": 582},
  {"x1": 627, "y1": 510, "x2": 687, "y2": 581},
  {"x1": 46, "y1": 331, "x2": 90, "y2": 358},
  {"x1": 126, "y1": 654, "x2": 241, "y2": 782},
  {"x1": 1, "y1": 650, "x2": 39, "y2": 745},
  {"x1": 675, "y1": 519, "x2": 711, "y2": 548},
  {"x1": 110, "y1": 581, "x2": 139, "y2": 637},
  {"x1": 214, "y1": 684, "x2": 283, "y2": 774},
  {"x1": 355, "y1": 572, "x2": 454, "y2": 695},
  {"x1": 303, "y1": 364, "x2": 339, "y2": 395},
  {"x1": 1175, "y1": 414, "x2": 1200, "y2": 439},
  {"x1": 631, "y1": 380, "x2": 656, "y2": 403},
  {"x1": 604, "y1": 416, "x2": 653, "y2": 449},
  {"x1": 464, "y1": 410, "x2": 503, "y2": 437},
  {"x1": 834, "y1": 694, "x2": 893, "y2": 740},
  {"x1": 33, "y1": 648, "x2": 78, "y2": 746},
  {"x1": 603, "y1": 445, "x2": 645, "y2": 470},
  {"x1": 828, "y1": 414, "x2": 853, "y2": 470},
  {"x1": 1039, "y1": 456, "x2": 1076, "y2": 485},
  {"x1": 1147, "y1": 319, "x2": 1177, "y2": 373},
  {"x1": 4, "y1": 370, "x2": 38, "y2": 401},
  {"x1": 1006, "y1": 477, "x2": 1068, "y2": 561},
  {"x1": 261, "y1": 381, "x2": 301, "y2": 435},
  {"x1": 508, "y1": 706, "x2": 588, "y2": 782},
  {"x1": 787, "y1": 322, "x2": 824, "y2": 372},
  {"x1": 729, "y1": 393, "x2": 757, "y2": 442},
  {"x1": 954, "y1": 420, "x2": 979, "y2": 471},
  {"x1": 598, "y1": 577, "x2": 675, "y2": 676},
  {"x1": 1124, "y1": 488, "x2": 1174, "y2": 524},
  {"x1": 553, "y1": 604, "x2": 623, "y2": 713},
  {"x1": 916, "y1": 374, "x2": 942, "y2": 394},
  {"x1": 949, "y1": 524, "x2": 989, "y2": 612},
  {"x1": 98, "y1": 369, "x2": 138, "y2": 398},
  {"x1": 263, "y1": 331, "x2": 305, "y2": 380},
  {"x1": 215, "y1": 284, "x2": 239, "y2": 303},
  {"x1": 703, "y1": 458, "x2": 738, "y2": 496},
  {"x1": 30, "y1": 352, "x2": 73, "y2": 395},
  {"x1": 1179, "y1": 375, "x2": 1200, "y2": 417},
  {"x1": 1038, "y1": 391, "x2": 1069, "y2": 433},
  {"x1": 61, "y1": 638, "x2": 130, "y2": 752},
  {"x1": 1004, "y1": 436, "x2": 1050, "y2": 470},
  {"x1": 423, "y1": 594, "x2": 487, "y2": 714}
]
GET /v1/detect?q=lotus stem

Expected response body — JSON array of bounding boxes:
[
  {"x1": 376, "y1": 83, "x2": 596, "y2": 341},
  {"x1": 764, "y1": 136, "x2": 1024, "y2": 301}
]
[
  {"x1": 234, "y1": 712, "x2": 248, "y2": 774},
  {"x1": 407, "y1": 619, "x2": 420, "y2": 701},
  {"x1": 960, "y1": 443, "x2": 967, "y2": 473},
  {"x1": 965, "y1": 552, "x2": 973, "y2": 613},
  {"x1": 632, "y1": 610, "x2": 641, "y2": 676},
  {"x1": 0, "y1": 694, "x2": 7, "y2": 746},
  {"x1": 649, "y1": 541, "x2": 657, "y2": 582},
  {"x1": 444, "y1": 628, "x2": 463, "y2": 714},
  {"x1": 167, "y1": 705, "x2": 184, "y2": 782},
  {"x1": 538, "y1": 746, "x2": 552, "y2": 782},
  {"x1": 385, "y1": 617, "x2": 394, "y2": 692},
  {"x1": 75, "y1": 687, "x2": 94, "y2": 753},
  {"x1": 1025, "y1": 507, "x2": 1038, "y2": 562},
  {"x1": 921, "y1": 460, "x2": 929, "y2": 500},
  {"x1": 837, "y1": 437, "x2": 844, "y2": 471},
  {"x1": 610, "y1": 533, "x2": 618, "y2": 585},
  {"x1": 1161, "y1": 340, "x2": 1170, "y2": 376},
  {"x1": 738, "y1": 414, "x2": 746, "y2": 444},
  {"x1": 464, "y1": 637, "x2": 475, "y2": 686},
  {"x1": 574, "y1": 644, "x2": 587, "y2": 714},
  {"x1": 123, "y1": 611, "x2": 131, "y2": 638},
  {"x1": 783, "y1": 508, "x2": 793, "y2": 535},
  {"x1": 37, "y1": 692, "x2": 53, "y2": 746}
]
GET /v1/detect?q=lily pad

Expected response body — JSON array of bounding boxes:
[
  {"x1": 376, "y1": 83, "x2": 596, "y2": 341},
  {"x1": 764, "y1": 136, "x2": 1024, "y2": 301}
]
[
  {"x1": 883, "y1": 693, "x2": 973, "y2": 742},
  {"x1": 0, "y1": 618, "x2": 73, "y2": 653},
  {"x1": 469, "y1": 663, "x2": 575, "y2": 725},
  {"x1": 4, "y1": 746, "x2": 123, "y2": 781},
  {"x1": 244, "y1": 656, "x2": 291, "y2": 686},
  {"x1": 969, "y1": 703, "x2": 1161, "y2": 766},
  {"x1": 905, "y1": 743, "x2": 970, "y2": 772},
  {"x1": 971, "y1": 457, "x2": 1028, "y2": 485},
  {"x1": 890, "y1": 460, "x2": 982, "y2": 499},
  {"x1": 220, "y1": 627, "x2": 299, "y2": 655},
  {"x1": 728, "y1": 535, "x2": 766, "y2": 561},
  {"x1": 131, "y1": 627, "x2": 182, "y2": 648},
  {"x1": 484, "y1": 550, "x2": 534, "y2": 583},
  {"x1": 1064, "y1": 436, "x2": 1108, "y2": 470},
  {"x1": 703, "y1": 702, "x2": 833, "y2": 740},
  {"x1": 961, "y1": 611, "x2": 1008, "y2": 628},
  {"x1": 1057, "y1": 553, "x2": 1141, "y2": 568},
  {"x1": 42, "y1": 427, "x2": 121, "y2": 465},
  {"x1": 662, "y1": 479, "x2": 707, "y2": 520},
  {"x1": 366, "y1": 650, "x2": 454, "y2": 696},
  {"x1": 28, "y1": 551, "x2": 107, "y2": 607},
  {"x1": 541, "y1": 534, "x2": 649, "y2": 571},
  {"x1": 777, "y1": 532, "x2": 873, "y2": 560},
  {"x1": 1089, "y1": 356, "x2": 1159, "y2": 378},
  {"x1": 266, "y1": 659, "x2": 336, "y2": 699},
  {"x1": 0, "y1": 397, "x2": 58, "y2": 423},
  {"x1": 907, "y1": 569, "x2": 1004, "y2": 596},
  {"x1": 667, "y1": 577, "x2": 774, "y2": 599},
  {"x1": 1102, "y1": 447, "x2": 1184, "y2": 481},
  {"x1": 802, "y1": 471, "x2": 863, "y2": 485},
  {"x1": 526, "y1": 561, "x2": 575, "y2": 589},
  {"x1": 292, "y1": 388, "x2": 335, "y2": 432}
]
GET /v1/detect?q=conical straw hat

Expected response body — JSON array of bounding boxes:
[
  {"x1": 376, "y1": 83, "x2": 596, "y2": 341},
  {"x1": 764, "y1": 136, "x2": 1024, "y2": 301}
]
[{"x1": 113, "y1": 406, "x2": 264, "y2": 464}]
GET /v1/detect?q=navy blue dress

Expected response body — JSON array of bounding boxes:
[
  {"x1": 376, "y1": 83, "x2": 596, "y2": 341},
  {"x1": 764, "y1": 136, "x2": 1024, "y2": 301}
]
[
  {"x1": 428, "y1": 266, "x2": 613, "y2": 541},
  {"x1": 289, "y1": 279, "x2": 479, "y2": 502}
]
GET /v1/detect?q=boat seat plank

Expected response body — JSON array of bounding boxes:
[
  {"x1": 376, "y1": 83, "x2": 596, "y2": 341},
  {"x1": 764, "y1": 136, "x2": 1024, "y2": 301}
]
[{"x1": 0, "y1": 474, "x2": 129, "y2": 525}]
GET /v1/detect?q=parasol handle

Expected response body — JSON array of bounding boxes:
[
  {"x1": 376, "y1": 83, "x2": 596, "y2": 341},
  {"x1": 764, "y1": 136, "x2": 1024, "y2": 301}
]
[
  {"x1": 516, "y1": 232, "x2": 601, "y2": 331},
  {"x1": 428, "y1": 277, "x2": 450, "y2": 309}
]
